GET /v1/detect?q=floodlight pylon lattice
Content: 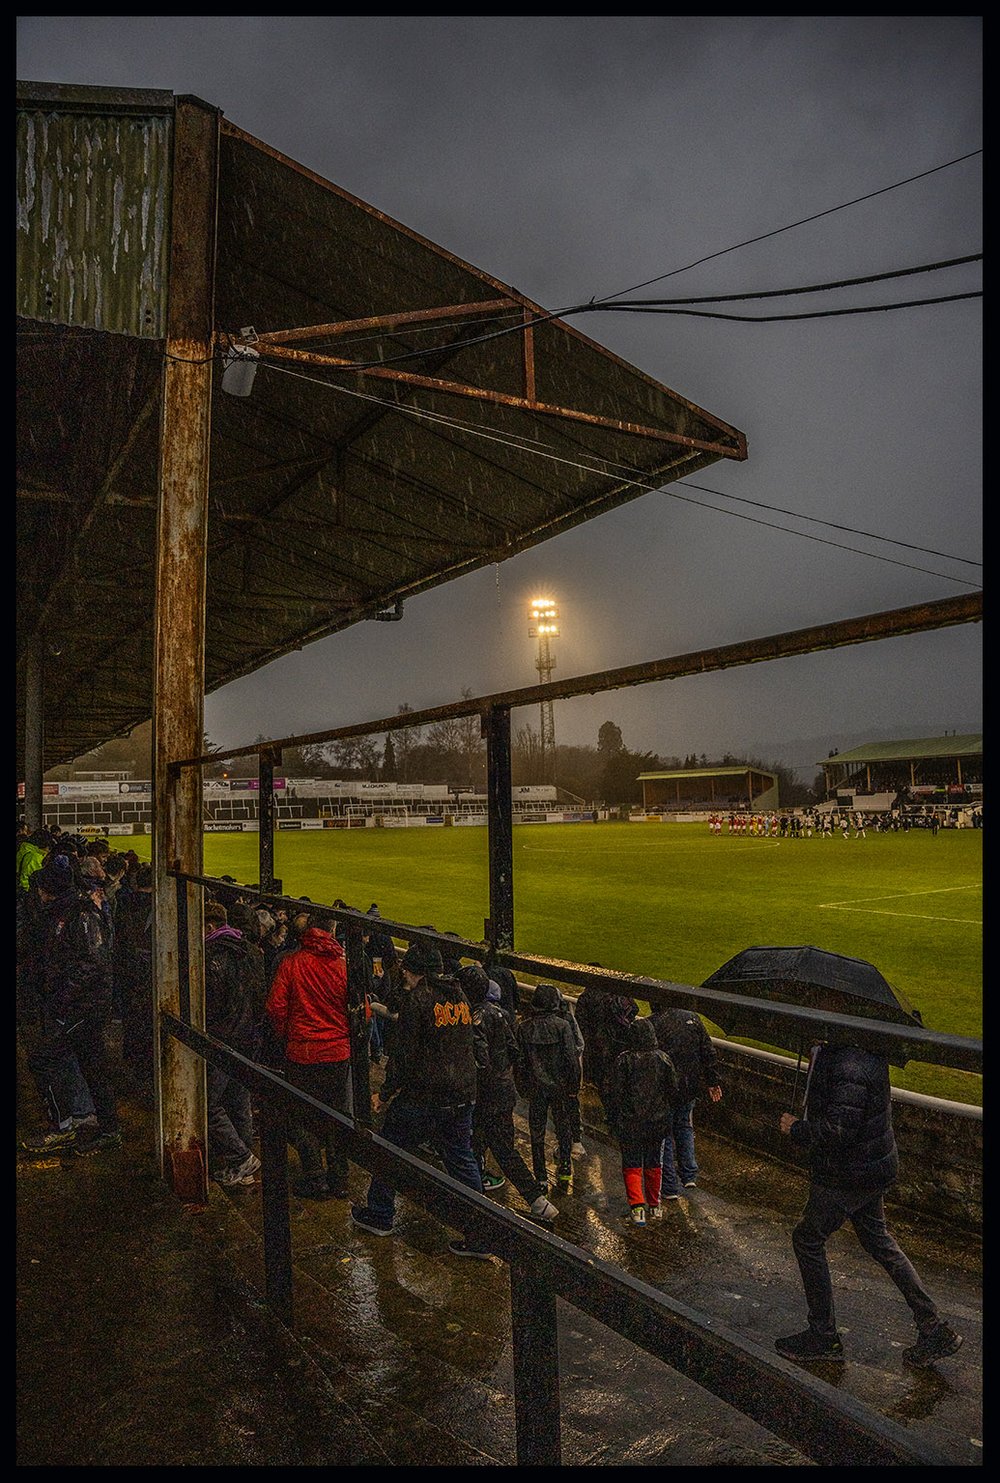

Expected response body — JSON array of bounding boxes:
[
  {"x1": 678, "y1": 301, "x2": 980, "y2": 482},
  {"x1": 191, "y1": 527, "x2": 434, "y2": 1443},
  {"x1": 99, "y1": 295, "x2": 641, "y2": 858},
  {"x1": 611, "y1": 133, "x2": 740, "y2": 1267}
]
[{"x1": 528, "y1": 599, "x2": 559, "y2": 780}]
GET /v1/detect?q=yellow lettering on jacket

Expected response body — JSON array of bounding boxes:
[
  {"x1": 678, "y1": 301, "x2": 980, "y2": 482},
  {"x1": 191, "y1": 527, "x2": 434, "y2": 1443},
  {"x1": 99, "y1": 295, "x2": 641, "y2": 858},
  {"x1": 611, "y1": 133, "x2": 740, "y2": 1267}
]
[{"x1": 433, "y1": 1001, "x2": 471, "y2": 1028}]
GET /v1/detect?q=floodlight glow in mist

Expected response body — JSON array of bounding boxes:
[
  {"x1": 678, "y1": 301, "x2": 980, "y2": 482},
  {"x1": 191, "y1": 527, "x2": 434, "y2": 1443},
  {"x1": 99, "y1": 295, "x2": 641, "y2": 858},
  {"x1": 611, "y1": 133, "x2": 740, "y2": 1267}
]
[{"x1": 528, "y1": 598, "x2": 559, "y2": 637}]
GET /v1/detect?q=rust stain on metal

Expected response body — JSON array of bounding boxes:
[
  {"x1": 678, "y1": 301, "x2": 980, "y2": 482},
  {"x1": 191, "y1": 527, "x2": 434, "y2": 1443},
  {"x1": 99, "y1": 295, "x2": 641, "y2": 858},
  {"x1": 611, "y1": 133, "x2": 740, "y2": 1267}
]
[
  {"x1": 522, "y1": 309, "x2": 536, "y2": 402},
  {"x1": 251, "y1": 341, "x2": 744, "y2": 457},
  {"x1": 164, "y1": 1141, "x2": 207, "y2": 1202},
  {"x1": 255, "y1": 297, "x2": 516, "y2": 345}
]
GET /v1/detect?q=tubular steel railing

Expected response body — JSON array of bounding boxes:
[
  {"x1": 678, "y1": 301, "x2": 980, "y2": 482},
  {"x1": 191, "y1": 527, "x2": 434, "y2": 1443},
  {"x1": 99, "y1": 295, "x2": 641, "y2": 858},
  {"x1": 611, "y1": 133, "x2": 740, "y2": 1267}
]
[{"x1": 165, "y1": 870, "x2": 973, "y2": 1466}]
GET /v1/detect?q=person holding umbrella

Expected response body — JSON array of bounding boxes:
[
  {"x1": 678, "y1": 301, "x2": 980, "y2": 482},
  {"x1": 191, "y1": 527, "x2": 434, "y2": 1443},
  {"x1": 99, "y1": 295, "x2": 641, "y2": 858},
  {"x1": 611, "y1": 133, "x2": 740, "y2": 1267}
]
[
  {"x1": 776, "y1": 997, "x2": 962, "y2": 1368},
  {"x1": 700, "y1": 946, "x2": 964, "y2": 1368}
]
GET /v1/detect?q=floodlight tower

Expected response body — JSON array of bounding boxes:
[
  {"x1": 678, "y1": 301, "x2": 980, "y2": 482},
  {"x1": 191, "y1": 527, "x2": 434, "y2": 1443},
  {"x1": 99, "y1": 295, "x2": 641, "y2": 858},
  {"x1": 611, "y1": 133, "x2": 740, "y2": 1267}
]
[{"x1": 528, "y1": 597, "x2": 559, "y2": 773}]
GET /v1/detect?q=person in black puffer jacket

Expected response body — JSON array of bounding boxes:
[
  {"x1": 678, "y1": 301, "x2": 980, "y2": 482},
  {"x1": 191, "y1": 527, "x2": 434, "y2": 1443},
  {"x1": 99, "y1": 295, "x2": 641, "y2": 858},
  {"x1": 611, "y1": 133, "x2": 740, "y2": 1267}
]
[
  {"x1": 775, "y1": 1030, "x2": 963, "y2": 1368},
  {"x1": 458, "y1": 966, "x2": 557, "y2": 1224}
]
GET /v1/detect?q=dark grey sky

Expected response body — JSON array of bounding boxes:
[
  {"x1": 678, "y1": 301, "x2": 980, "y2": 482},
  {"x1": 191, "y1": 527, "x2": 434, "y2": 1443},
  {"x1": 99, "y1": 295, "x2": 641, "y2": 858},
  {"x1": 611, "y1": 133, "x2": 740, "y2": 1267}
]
[{"x1": 17, "y1": 17, "x2": 982, "y2": 769}]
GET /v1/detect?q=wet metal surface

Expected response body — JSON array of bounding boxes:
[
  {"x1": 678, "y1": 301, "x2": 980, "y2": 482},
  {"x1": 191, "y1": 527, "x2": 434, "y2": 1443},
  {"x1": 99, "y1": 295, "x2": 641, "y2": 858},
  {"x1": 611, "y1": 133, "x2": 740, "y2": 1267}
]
[{"x1": 18, "y1": 1049, "x2": 981, "y2": 1466}]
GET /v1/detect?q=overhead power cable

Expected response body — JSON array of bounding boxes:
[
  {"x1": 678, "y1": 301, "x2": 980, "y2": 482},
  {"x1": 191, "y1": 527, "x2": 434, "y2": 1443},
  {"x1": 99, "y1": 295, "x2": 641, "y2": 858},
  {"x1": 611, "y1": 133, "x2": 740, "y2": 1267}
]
[
  {"x1": 597, "y1": 147, "x2": 983, "y2": 300},
  {"x1": 259, "y1": 360, "x2": 981, "y2": 589},
  {"x1": 588, "y1": 290, "x2": 981, "y2": 322},
  {"x1": 589, "y1": 254, "x2": 981, "y2": 306},
  {"x1": 253, "y1": 244, "x2": 980, "y2": 371}
]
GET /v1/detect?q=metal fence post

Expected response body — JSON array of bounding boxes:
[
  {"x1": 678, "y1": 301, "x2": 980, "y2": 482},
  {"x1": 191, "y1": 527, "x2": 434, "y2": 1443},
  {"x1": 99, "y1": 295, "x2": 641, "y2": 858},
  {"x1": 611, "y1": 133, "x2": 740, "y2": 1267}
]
[
  {"x1": 258, "y1": 747, "x2": 277, "y2": 893},
  {"x1": 258, "y1": 1100, "x2": 293, "y2": 1327},
  {"x1": 344, "y1": 920, "x2": 372, "y2": 1129},
  {"x1": 484, "y1": 705, "x2": 514, "y2": 951},
  {"x1": 510, "y1": 1258, "x2": 561, "y2": 1465}
]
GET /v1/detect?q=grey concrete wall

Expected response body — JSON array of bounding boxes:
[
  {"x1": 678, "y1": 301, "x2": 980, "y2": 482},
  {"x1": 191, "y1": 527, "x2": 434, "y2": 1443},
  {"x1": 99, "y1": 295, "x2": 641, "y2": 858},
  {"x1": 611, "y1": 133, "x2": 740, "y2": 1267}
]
[{"x1": 580, "y1": 1038, "x2": 982, "y2": 1236}]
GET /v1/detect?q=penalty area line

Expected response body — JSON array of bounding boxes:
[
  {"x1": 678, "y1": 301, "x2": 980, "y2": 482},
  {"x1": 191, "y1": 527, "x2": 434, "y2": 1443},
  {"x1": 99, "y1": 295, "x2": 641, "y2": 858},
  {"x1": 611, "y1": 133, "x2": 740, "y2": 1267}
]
[{"x1": 818, "y1": 904, "x2": 981, "y2": 925}]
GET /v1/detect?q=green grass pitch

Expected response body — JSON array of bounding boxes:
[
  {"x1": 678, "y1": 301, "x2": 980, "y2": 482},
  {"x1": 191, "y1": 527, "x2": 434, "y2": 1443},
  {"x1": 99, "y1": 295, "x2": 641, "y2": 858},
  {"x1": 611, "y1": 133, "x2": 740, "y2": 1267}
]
[{"x1": 124, "y1": 821, "x2": 982, "y2": 1105}]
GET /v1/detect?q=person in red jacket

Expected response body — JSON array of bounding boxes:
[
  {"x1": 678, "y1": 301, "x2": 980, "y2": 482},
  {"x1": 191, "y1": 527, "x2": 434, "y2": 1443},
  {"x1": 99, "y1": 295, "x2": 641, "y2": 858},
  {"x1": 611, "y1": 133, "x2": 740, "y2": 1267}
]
[{"x1": 266, "y1": 911, "x2": 352, "y2": 1200}]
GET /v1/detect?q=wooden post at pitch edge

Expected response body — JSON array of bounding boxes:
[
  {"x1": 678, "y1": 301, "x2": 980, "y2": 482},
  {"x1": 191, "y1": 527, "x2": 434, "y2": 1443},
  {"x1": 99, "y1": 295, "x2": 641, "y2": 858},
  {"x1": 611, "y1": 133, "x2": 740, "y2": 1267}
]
[{"x1": 152, "y1": 95, "x2": 220, "y2": 1201}]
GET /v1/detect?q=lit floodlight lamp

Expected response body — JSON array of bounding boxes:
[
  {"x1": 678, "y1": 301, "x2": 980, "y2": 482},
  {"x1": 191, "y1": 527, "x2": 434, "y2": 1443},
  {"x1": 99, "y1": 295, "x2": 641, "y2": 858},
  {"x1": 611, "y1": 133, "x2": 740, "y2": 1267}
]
[{"x1": 528, "y1": 597, "x2": 559, "y2": 637}]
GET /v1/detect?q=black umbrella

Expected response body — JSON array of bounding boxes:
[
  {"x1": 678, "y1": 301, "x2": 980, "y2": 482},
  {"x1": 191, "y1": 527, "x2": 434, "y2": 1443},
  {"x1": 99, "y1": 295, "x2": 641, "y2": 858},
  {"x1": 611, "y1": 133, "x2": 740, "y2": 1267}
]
[{"x1": 701, "y1": 945, "x2": 923, "y2": 1075}]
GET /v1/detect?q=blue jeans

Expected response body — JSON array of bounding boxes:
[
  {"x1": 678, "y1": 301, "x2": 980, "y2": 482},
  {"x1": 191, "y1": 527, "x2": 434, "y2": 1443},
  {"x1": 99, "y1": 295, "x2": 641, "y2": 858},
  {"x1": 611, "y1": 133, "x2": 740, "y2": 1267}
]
[
  {"x1": 207, "y1": 1065, "x2": 254, "y2": 1171},
  {"x1": 365, "y1": 1100, "x2": 483, "y2": 1231},
  {"x1": 660, "y1": 1099, "x2": 698, "y2": 1194}
]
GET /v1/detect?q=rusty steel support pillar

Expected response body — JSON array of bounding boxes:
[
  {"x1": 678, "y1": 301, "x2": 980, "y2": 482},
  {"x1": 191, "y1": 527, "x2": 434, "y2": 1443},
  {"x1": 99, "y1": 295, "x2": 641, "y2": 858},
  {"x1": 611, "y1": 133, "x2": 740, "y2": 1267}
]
[
  {"x1": 484, "y1": 705, "x2": 514, "y2": 950},
  {"x1": 152, "y1": 95, "x2": 220, "y2": 1200},
  {"x1": 23, "y1": 638, "x2": 44, "y2": 833}
]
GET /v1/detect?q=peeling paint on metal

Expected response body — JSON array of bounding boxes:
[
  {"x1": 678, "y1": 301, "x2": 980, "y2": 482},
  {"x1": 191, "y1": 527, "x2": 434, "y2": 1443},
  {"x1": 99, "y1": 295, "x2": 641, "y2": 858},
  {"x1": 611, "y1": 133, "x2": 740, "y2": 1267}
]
[{"x1": 16, "y1": 107, "x2": 172, "y2": 336}]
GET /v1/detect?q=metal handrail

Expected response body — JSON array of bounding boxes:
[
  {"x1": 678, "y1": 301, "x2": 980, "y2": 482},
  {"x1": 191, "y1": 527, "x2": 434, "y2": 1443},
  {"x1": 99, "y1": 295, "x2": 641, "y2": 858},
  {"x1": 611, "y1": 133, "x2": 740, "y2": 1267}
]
[
  {"x1": 168, "y1": 871, "x2": 952, "y2": 1465},
  {"x1": 174, "y1": 871, "x2": 983, "y2": 1075}
]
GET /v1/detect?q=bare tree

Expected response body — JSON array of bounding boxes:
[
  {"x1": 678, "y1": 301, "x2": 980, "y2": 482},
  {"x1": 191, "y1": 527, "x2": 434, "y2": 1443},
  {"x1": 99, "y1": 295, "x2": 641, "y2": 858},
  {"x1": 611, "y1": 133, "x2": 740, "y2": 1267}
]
[{"x1": 393, "y1": 703, "x2": 423, "y2": 783}]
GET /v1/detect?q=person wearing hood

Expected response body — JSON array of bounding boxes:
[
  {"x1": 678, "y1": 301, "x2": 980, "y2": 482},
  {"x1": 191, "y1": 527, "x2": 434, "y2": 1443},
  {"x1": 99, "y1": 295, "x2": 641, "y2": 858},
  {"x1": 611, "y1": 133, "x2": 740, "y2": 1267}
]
[
  {"x1": 649, "y1": 1005, "x2": 723, "y2": 1197},
  {"x1": 515, "y1": 983, "x2": 581, "y2": 1196},
  {"x1": 16, "y1": 826, "x2": 51, "y2": 897},
  {"x1": 556, "y1": 990, "x2": 587, "y2": 1157},
  {"x1": 483, "y1": 961, "x2": 519, "y2": 1023},
  {"x1": 204, "y1": 901, "x2": 266, "y2": 1187},
  {"x1": 266, "y1": 910, "x2": 353, "y2": 1199},
  {"x1": 607, "y1": 1018, "x2": 679, "y2": 1226},
  {"x1": 458, "y1": 965, "x2": 558, "y2": 1224},
  {"x1": 19, "y1": 857, "x2": 118, "y2": 1155},
  {"x1": 352, "y1": 939, "x2": 490, "y2": 1258},
  {"x1": 775, "y1": 1009, "x2": 963, "y2": 1368}
]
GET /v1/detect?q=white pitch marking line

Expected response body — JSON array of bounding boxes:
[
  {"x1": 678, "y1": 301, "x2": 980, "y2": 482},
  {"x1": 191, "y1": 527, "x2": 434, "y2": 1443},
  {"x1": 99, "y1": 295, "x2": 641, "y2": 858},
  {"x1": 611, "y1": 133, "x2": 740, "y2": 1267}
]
[
  {"x1": 818, "y1": 906, "x2": 981, "y2": 925},
  {"x1": 818, "y1": 885, "x2": 978, "y2": 907}
]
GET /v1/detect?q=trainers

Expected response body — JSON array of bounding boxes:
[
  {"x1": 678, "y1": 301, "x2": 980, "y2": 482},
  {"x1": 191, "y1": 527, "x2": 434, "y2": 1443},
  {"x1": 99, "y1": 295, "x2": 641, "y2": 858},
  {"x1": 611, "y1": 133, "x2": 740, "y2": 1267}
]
[
  {"x1": 664, "y1": 1192, "x2": 681, "y2": 1201},
  {"x1": 648, "y1": 1203, "x2": 663, "y2": 1220},
  {"x1": 481, "y1": 1172, "x2": 506, "y2": 1191},
  {"x1": 529, "y1": 1194, "x2": 558, "y2": 1222},
  {"x1": 215, "y1": 1162, "x2": 255, "y2": 1186},
  {"x1": 629, "y1": 1205, "x2": 647, "y2": 1226},
  {"x1": 73, "y1": 1130, "x2": 123, "y2": 1158},
  {"x1": 447, "y1": 1240, "x2": 493, "y2": 1260},
  {"x1": 902, "y1": 1324, "x2": 964, "y2": 1368},
  {"x1": 683, "y1": 1180, "x2": 698, "y2": 1189},
  {"x1": 571, "y1": 1141, "x2": 586, "y2": 1156},
  {"x1": 774, "y1": 1330, "x2": 844, "y2": 1362},
  {"x1": 351, "y1": 1204, "x2": 393, "y2": 1236},
  {"x1": 234, "y1": 1152, "x2": 261, "y2": 1180},
  {"x1": 21, "y1": 1126, "x2": 78, "y2": 1152}
]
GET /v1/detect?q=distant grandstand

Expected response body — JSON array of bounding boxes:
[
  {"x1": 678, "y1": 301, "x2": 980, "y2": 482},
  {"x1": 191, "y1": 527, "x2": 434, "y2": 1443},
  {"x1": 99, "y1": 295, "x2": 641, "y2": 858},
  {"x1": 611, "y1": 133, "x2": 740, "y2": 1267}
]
[
  {"x1": 16, "y1": 779, "x2": 578, "y2": 835},
  {"x1": 819, "y1": 734, "x2": 982, "y2": 809},
  {"x1": 637, "y1": 765, "x2": 779, "y2": 814}
]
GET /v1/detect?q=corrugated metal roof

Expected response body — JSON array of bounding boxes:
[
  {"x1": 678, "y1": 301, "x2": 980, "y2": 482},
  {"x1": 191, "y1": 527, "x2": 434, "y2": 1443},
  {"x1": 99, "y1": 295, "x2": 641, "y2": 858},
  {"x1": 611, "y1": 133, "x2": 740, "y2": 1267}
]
[
  {"x1": 17, "y1": 83, "x2": 747, "y2": 772},
  {"x1": 819, "y1": 735, "x2": 982, "y2": 766},
  {"x1": 638, "y1": 767, "x2": 776, "y2": 781}
]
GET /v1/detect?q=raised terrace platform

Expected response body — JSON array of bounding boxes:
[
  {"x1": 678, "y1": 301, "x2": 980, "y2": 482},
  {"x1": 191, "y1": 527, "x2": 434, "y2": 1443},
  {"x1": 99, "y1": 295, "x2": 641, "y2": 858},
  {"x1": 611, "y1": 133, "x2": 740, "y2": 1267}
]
[{"x1": 17, "y1": 1046, "x2": 982, "y2": 1467}]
